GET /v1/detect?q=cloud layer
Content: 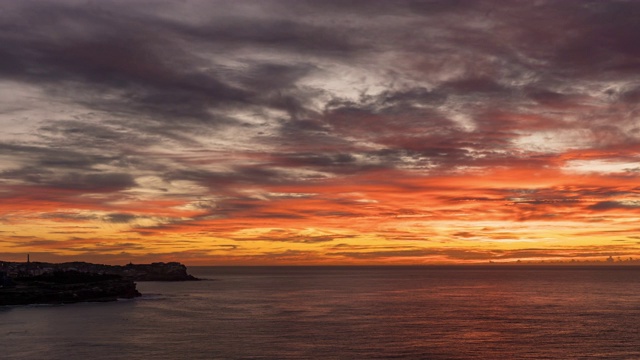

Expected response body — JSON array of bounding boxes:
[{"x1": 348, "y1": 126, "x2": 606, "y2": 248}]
[{"x1": 1, "y1": 0, "x2": 640, "y2": 264}]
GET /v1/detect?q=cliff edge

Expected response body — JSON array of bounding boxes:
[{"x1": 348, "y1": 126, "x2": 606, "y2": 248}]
[{"x1": 1, "y1": 261, "x2": 199, "y2": 306}]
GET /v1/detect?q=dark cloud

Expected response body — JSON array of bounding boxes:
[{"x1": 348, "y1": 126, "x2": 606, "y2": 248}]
[
  {"x1": 0, "y1": 0, "x2": 345, "y2": 157},
  {"x1": 2, "y1": 0, "x2": 637, "y2": 174},
  {"x1": 0, "y1": 143, "x2": 116, "y2": 169},
  {"x1": 620, "y1": 86, "x2": 640, "y2": 103},
  {"x1": 37, "y1": 120, "x2": 158, "y2": 149},
  {"x1": 41, "y1": 212, "x2": 98, "y2": 221},
  {"x1": 0, "y1": 2, "x2": 251, "y2": 120},
  {"x1": 103, "y1": 213, "x2": 138, "y2": 224},
  {"x1": 2, "y1": 169, "x2": 136, "y2": 192},
  {"x1": 3, "y1": 0, "x2": 640, "y2": 263},
  {"x1": 49, "y1": 172, "x2": 136, "y2": 191},
  {"x1": 442, "y1": 77, "x2": 508, "y2": 95},
  {"x1": 165, "y1": 16, "x2": 360, "y2": 57},
  {"x1": 165, "y1": 164, "x2": 329, "y2": 192},
  {"x1": 557, "y1": 1, "x2": 640, "y2": 73},
  {"x1": 288, "y1": 153, "x2": 357, "y2": 167},
  {"x1": 0, "y1": 142, "x2": 142, "y2": 195},
  {"x1": 281, "y1": 0, "x2": 474, "y2": 17},
  {"x1": 588, "y1": 201, "x2": 640, "y2": 211}
]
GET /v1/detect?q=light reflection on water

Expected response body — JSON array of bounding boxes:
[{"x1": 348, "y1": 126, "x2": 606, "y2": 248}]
[{"x1": 3, "y1": 266, "x2": 640, "y2": 359}]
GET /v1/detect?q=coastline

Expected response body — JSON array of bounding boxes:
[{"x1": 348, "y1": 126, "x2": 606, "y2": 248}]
[{"x1": 1, "y1": 261, "x2": 199, "y2": 306}]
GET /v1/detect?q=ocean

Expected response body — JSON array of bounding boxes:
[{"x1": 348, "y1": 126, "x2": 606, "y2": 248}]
[{"x1": 2, "y1": 266, "x2": 640, "y2": 359}]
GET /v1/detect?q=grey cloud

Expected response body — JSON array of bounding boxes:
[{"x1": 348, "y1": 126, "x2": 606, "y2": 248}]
[
  {"x1": 441, "y1": 77, "x2": 508, "y2": 95},
  {"x1": 377, "y1": 87, "x2": 448, "y2": 107},
  {"x1": 485, "y1": 0, "x2": 640, "y2": 77},
  {"x1": 37, "y1": 120, "x2": 159, "y2": 149},
  {"x1": 526, "y1": 88, "x2": 580, "y2": 108},
  {"x1": 3, "y1": 0, "x2": 640, "y2": 258},
  {"x1": 52, "y1": 172, "x2": 136, "y2": 191},
  {"x1": 277, "y1": 0, "x2": 474, "y2": 17},
  {"x1": 103, "y1": 213, "x2": 138, "y2": 224},
  {"x1": 1, "y1": 170, "x2": 137, "y2": 192},
  {"x1": 588, "y1": 201, "x2": 640, "y2": 211},
  {"x1": 165, "y1": 165, "x2": 326, "y2": 190},
  {"x1": 0, "y1": 142, "x2": 110, "y2": 163},
  {"x1": 0, "y1": 140, "x2": 143, "y2": 194},
  {"x1": 620, "y1": 86, "x2": 640, "y2": 103},
  {"x1": 0, "y1": 1, "x2": 327, "y2": 130},
  {"x1": 164, "y1": 17, "x2": 360, "y2": 57},
  {"x1": 41, "y1": 212, "x2": 98, "y2": 221},
  {"x1": 4, "y1": 0, "x2": 636, "y2": 166},
  {"x1": 275, "y1": 152, "x2": 358, "y2": 169},
  {"x1": 558, "y1": 2, "x2": 640, "y2": 73}
]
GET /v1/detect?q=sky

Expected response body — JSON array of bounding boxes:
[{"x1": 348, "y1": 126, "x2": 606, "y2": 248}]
[{"x1": 1, "y1": 0, "x2": 640, "y2": 265}]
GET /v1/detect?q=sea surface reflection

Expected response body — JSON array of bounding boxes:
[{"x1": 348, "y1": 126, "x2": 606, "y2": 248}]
[{"x1": 3, "y1": 266, "x2": 640, "y2": 359}]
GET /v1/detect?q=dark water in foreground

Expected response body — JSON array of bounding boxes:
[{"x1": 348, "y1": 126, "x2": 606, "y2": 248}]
[{"x1": 3, "y1": 266, "x2": 640, "y2": 359}]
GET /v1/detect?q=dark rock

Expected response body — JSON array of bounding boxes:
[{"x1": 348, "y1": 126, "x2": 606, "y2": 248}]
[
  {"x1": 0, "y1": 271, "x2": 140, "y2": 306},
  {"x1": 0, "y1": 260, "x2": 199, "y2": 306},
  {"x1": 119, "y1": 262, "x2": 200, "y2": 281},
  {"x1": 1, "y1": 260, "x2": 200, "y2": 282}
]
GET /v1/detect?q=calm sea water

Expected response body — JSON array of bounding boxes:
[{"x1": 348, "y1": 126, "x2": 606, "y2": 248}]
[{"x1": 3, "y1": 266, "x2": 640, "y2": 359}]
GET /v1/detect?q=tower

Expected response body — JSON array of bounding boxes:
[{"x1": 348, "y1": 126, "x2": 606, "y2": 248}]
[{"x1": 27, "y1": 254, "x2": 30, "y2": 264}]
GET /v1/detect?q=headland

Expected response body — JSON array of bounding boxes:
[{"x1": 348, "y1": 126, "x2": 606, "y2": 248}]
[{"x1": 1, "y1": 260, "x2": 199, "y2": 306}]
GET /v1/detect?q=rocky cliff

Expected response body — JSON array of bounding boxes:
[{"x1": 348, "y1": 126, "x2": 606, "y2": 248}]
[
  {"x1": 116, "y1": 262, "x2": 200, "y2": 281},
  {"x1": 1, "y1": 260, "x2": 200, "y2": 281},
  {"x1": 1, "y1": 261, "x2": 199, "y2": 306}
]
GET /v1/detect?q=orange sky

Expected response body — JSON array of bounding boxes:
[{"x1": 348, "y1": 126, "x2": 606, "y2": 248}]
[{"x1": 2, "y1": 0, "x2": 640, "y2": 265}]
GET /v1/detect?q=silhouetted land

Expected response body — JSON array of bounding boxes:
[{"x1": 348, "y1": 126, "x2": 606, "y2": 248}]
[
  {"x1": 0, "y1": 271, "x2": 140, "y2": 306},
  {"x1": 0, "y1": 261, "x2": 199, "y2": 306}
]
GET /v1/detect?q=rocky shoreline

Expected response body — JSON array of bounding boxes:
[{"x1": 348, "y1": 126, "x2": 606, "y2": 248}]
[{"x1": 0, "y1": 261, "x2": 199, "y2": 306}]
